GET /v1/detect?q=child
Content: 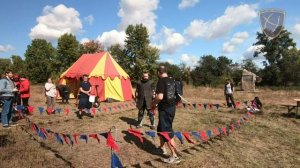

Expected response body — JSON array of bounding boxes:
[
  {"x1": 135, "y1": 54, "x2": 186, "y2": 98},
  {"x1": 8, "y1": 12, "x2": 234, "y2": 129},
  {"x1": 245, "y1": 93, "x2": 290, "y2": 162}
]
[{"x1": 247, "y1": 97, "x2": 262, "y2": 113}]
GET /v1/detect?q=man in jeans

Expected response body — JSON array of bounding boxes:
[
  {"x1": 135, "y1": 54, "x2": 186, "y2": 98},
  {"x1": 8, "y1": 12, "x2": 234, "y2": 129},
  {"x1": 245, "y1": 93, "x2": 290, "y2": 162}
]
[
  {"x1": 151, "y1": 65, "x2": 180, "y2": 164},
  {"x1": 224, "y1": 79, "x2": 236, "y2": 108},
  {"x1": 0, "y1": 70, "x2": 18, "y2": 128},
  {"x1": 135, "y1": 72, "x2": 155, "y2": 129}
]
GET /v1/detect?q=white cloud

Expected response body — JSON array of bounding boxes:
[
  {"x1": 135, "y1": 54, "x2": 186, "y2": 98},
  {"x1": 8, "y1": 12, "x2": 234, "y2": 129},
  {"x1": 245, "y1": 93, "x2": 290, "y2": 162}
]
[
  {"x1": 118, "y1": 0, "x2": 158, "y2": 35},
  {"x1": 178, "y1": 0, "x2": 199, "y2": 10},
  {"x1": 180, "y1": 53, "x2": 199, "y2": 66},
  {"x1": 166, "y1": 59, "x2": 174, "y2": 64},
  {"x1": 84, "y1": 15, "x2": 94, "y2": 25},
  {"x1": 80, "y1": 38, "x2": 90, "y2": 44},
  {"x1": 184, "y1": 4, "x2": 257, "y2": 40},
  {"x1": 29, "y1": 4, "x2": 82, "y2": 41},
  {"x1": 222, "y1": 32, "x2": 249, "y2": 53},
  {"x1": 154, "y1": 27, "x2": 186, "y2": 54},
  {"x1": 96, "y1": 30, "x2": 126, "y2": 48},
  {"x1": 292, "y1": 23, "x2": 300, "y2": 39},
  {"x1": 241, "y1": 45, "x2": 265, "y2": 60},
  {"x1": 0, "y1": 44, "x2": 15, "y2": 53}
]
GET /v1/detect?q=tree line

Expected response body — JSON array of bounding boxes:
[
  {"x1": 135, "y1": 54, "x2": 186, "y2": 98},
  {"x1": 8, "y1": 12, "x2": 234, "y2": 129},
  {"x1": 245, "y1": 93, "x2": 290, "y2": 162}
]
[{"x1": 0, "y1": 24, "x2": 299, "y2": 86}]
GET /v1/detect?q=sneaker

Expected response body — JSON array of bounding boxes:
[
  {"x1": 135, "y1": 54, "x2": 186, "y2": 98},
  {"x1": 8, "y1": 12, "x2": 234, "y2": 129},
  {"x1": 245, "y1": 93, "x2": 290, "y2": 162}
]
[
  {"x1": 9, "y1": 122, "x2": 18, "y2": 127},
  {"x1": 150, "y1": 125, "x2": 155, "y2": 130},
  {"x1": 162, "y1": 156, "x2": 181, "y2": 164},
  {"x1": 3, "y1": 125, "x2": 11, "y2": 129}
]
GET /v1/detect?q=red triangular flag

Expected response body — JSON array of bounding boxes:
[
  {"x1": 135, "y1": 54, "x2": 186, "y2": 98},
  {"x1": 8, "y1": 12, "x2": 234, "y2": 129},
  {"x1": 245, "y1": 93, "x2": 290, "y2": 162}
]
[
  {"x1": 158, "y1": 132, "x2": 171, "y2": 142},
  {"x1": 107, "y1": 132, "x2": 119, "y2": 151},
  {"x1": 200, "y1": 131, "x2": 207, "y2": 142},
  {"x1": 230, "y1": 124, "x2": 235, "y2": 133},
  {"x1": 27, "y1": 106, "x2": 34, "y2": 115},
  {"x1": 182, "y1": 132, "x2": 194, "y2": 144},
  {"x1": 91, "y1": 108, "x2": 96, "y2": 115},
  {"x1": 237, "y1": 120, "x2": 241, "y2": 126},
  {"x1": 127, "y1": 129, "x2": 144, "y2": 143},
  {"x1": 236, "y1": 102, "x2": 241, "y2": 107},
  {"x1": 198, "y1": 104, "x2": 202, "y2": 109},
  {"x1": 73, "y1": 133, "x2": 79, "y2": 144},
  {"x1": 62, "y1": 134, "x2": 69, "y2": 145},
  {"x1": 247, "y1": 112, "x2": 254, "y2": 118},
  {"x1": 102, "y1": 107, "x2": 107, "y2": 112},
  {"x1": 208, "y1": 104, "x2": 213, "y2": 109},
  {"x1": 222, "y1": 127, "x2": 227, "y2": 135},
  {"x1": 65, "y1": 108, "x2": 70, "y2": 115},
  {"x1": 213, "y1": 128, "x2": 219, "y2": 136},
  {"x1": 89, "y1": 134, "x2": 100, "y2": 143},
  {"x1": 47, "y1": 108, "x2": 53, "y2": 114}
]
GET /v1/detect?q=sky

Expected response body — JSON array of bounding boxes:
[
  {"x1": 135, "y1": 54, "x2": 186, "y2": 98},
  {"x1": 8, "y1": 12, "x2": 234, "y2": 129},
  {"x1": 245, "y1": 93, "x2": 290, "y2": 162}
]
[{"x1": 1, "y1": 0, "x2": 300, "y2": 67}]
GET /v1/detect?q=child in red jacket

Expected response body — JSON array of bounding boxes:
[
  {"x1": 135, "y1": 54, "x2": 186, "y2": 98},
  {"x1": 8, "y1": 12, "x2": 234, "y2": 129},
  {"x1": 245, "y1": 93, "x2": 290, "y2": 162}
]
[{"x1": 13, "y1": 74, "x2": 30, "y2": 107}]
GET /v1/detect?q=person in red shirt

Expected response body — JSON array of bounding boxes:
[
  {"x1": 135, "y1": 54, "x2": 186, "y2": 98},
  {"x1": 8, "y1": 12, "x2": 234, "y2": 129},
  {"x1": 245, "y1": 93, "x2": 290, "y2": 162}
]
[{"x1": 13, "y1": 74, "x2": 30, "y2": 107}]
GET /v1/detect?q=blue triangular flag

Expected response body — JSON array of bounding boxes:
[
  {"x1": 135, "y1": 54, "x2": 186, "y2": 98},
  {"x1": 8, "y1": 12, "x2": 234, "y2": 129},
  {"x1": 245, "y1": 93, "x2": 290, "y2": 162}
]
[
  {"x1": 108, "y1": 107, "x2": 112, "y2": 111},
  {"x1": 38, "y1": 107, "x2": 44, "y2": 114},
  {"x1": 192, "y1": 104, "x2": 196, "y2": 108},
  {"x1": 38, "y1": 129, "x2": 47, "y2": 140},
  {"x1": 55, "y1": 133, "x2": 64, "y2": 145},
  {"x1": 17, "y1": 105, "x2": 23, "y2": 111},
  {"x1": 145, "y1": 131, "x2": 156, "y2": 138},
  {"x1": 56, "y1": 108, "x2": 62, "y2": 114},
  {"x1": 191, "y1": 131, "x2": 201, "y2": 141},
  {"x1": 86, "y1": 108, "x2": 90, "y2": 114},
  {"x1": 174, "y1": 132, "x2": 184, "y2": 144},
  {"x1": 243, "y1": 101, "x2": 248, "y2": 106},
  {"x1": 79, "y1": 134, "x2": 88, "y2": 143},
  {"x1": 111, "y1": 152, "x2": 123, "y2": 168},
  {"x1": 218, "y1": 128, "x2": 223, "y2": 135},
  {"x1": 98, "y1": 108, "x2": 102, "y2": 112},
  {"x1": 206, "y1": 130, "x2": 212, "y2": 138}
]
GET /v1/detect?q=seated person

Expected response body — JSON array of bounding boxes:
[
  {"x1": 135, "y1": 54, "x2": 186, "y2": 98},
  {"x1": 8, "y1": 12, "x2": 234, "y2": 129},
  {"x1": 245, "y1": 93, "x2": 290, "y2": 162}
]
[{"x1": 247, "y1": 96, "x2": 262, "y2": 113}]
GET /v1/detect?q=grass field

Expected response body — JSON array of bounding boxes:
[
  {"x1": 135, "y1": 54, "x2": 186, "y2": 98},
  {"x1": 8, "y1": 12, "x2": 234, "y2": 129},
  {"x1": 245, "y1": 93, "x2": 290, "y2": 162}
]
[{"x1": 0, "y1": 85, "x2": 300, "y2": 168}]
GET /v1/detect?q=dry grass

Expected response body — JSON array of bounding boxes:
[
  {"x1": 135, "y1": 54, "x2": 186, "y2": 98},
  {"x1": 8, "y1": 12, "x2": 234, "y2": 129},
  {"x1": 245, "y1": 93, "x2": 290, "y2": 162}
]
[{"x1": 0, "y1": 85, "x2": 300, "y2": 168}]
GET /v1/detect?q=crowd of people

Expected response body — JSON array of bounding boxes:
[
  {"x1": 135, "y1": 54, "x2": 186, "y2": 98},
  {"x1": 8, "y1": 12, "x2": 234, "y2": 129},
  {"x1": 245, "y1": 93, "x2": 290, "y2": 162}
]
[{"x1": 0, "y1": 67, "x2": 262, "y2": 164}]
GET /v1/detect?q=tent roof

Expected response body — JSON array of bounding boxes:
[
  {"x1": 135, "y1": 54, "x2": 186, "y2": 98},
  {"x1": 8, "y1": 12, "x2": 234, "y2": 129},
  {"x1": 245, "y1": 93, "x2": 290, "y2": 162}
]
[{"x1": 60, "y1": 52, "x2": 130, "y2": 79}]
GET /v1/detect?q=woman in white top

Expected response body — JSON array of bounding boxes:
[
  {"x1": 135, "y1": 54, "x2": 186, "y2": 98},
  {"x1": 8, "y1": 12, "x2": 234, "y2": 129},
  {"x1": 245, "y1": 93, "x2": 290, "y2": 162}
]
[{"x1": 45, "y1": 78, "x2": 56, "y2": 112}]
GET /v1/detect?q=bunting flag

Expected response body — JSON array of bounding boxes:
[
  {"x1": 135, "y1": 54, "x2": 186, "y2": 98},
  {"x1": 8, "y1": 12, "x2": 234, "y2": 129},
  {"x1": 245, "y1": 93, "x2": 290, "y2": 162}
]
[
  {"x1": 38, "y1": 107, "x2": 44, "y2": 114},
  {"x1": 111, "y1": 152, "x2": 123, "y2": 168},
  {"x1": 247, "y1": 112, "x2": 254, "y2": 118},
  {"x1": 200, "y1": 131, "x2": 208, "y2": 142},
  {"x1": 56, "y1": 108, "x2": 62, "y2": 114},
  {"x1": 203, "y1": 104, "x2": 207, "y2": 109},
  {"x1": 28, "y1": 106, "x2": 34, "y2": 114},
  {"x1": 89, "y1": 134, "x2": 100, "y2": 144},
  {"x1": 47, "y1": 108, "x2": 53, "y2": 114},
  {"x1": 222, "y1": 127, "x2": 227, "y2": 136},
  {"x1": 191, "y1": 131, "x2": 201, "y2": 141},
  {"x1": 145, "y1": 131, "x2": 156, "y2": 138},
  {"x1": 62, "y1": 134, "x2": 70, "y2": 145},
  {"x1": 183, "y1": 103, "x2": 186, "y2": 108},
  {"x1": 174, "y1": 132, "x2": 184, "y2": 144},
  {"x1": 80, "y1": 134, "x2": 88, "y2": 143},
  {"x1": 127, "y1": 129, "x2": 144, "y2": 143},
  {"x1": 55, "y1": 133, "x2": 64, "y2": 145},
  {"x1": 38, "y1": 128, "x2": 47, "y2": 140},
  {"x1": 236, "y1": 102, "x2": 241, "y2": 107},
  {"x1": 17, "y1": 105, "x2": 23, "y2": 111},
  {"x1": 198, "y1": 104, "x2": 202, "y2": 109},
  {"x1": 230, "y1": 124, "x2": 235, "y2": 133},
  {"x1": 107, "y1": 132, "x2": 119, "y2": 151},
  {"x1": 215, "y1": 104, "x2": 220, "y2": 109},
  {"x1": 243, "y1": 101, "x2": 248, "y2": 106},
  {"x1": 65, "y1": 108, "x2": 70, "y2": 115},
  {"x1": 66, "y1": 134, "x2": 74, "y2": 146},
  {"x1": 158, "y1": 132, "x2": 172, "y2": 142},
  {"x1": 206, "y1": 130, "x2": 212, "y2": 138},
  {"x1": 91, "y1": 108, "x2": 97, "y2": 115},
  {"x1": 182, "y1": 132, "x2": 194, "y2": 144},
  {"x1": 208, "y1": 104, "x2": 213, "y2": 109},
  {"x1": 73, "y1": 133, "x2": 79, "y2": 144},
  {"x1": 192, "y1": 104, "x2": 196, "y2": 108},
  {"x1": 213, "y1": 128, "x2": 219, "y2": 136}
]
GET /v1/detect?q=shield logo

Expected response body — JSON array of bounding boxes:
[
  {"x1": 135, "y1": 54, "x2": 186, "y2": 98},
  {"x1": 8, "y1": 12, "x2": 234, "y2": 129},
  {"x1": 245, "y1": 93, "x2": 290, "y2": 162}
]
[{"x1": 259, "y1": 9, "x2": 285, "y2": 38}]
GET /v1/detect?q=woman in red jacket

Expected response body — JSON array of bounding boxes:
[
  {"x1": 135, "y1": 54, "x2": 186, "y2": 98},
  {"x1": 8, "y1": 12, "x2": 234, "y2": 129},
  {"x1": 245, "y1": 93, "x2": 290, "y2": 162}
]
[{"x1": 14, "y1": 74, "x2": 30, "y2": 107}]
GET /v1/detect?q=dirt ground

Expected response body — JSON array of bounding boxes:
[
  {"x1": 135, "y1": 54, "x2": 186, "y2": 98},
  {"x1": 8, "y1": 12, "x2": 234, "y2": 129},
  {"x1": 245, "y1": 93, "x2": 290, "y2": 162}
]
[{"x1": 0, "y1": 85, "x2": 299, "y2": 168}]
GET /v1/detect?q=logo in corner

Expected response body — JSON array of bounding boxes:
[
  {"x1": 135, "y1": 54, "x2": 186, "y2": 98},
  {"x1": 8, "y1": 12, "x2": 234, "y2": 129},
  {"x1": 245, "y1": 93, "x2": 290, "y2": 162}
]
[{"x1": 259, "y1": 9, "x2": 285, "y2": 39}]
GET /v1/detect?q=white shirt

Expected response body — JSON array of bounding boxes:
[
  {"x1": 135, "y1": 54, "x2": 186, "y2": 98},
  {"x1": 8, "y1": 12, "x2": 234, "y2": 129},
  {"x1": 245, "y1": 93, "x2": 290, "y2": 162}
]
[
  {"x1": 225, "y1": 83, "x2": 233, "y2": 94},
  {"x1": 45, "y1": 83, "x2": 56, "y2": 97}
]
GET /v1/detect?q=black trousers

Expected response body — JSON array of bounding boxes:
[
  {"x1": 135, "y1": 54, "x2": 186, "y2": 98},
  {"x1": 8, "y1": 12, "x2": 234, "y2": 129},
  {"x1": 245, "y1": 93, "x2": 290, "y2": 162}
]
[
  {"x1": 225, "y1": 94, "x2": 236, "y2": 108},
  {"x1": 137, "y1": 99, "x2": 154, "y2": 126}
]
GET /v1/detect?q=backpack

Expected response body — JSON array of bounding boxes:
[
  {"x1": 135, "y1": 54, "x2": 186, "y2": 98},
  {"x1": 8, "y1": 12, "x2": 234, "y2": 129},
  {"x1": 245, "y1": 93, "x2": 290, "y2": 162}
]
[{"x1": 165, "y1": 78, "x2": 181, "y2": 104}]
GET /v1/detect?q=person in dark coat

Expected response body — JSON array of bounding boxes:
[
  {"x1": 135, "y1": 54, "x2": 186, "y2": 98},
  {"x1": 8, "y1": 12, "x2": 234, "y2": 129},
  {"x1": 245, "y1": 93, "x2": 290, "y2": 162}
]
[
  {"x1": 58, "y1": 84, "x2": 70, "y2": 104},
  {"x1": 135, "y1": 72, "x2": 155, "y2": 129}
]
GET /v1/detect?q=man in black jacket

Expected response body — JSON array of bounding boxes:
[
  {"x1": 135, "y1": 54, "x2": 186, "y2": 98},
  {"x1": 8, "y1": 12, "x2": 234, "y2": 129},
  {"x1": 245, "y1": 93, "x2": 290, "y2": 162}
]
[{"x1": 135, "y1": 72, "x2": 155, "y2": 129}]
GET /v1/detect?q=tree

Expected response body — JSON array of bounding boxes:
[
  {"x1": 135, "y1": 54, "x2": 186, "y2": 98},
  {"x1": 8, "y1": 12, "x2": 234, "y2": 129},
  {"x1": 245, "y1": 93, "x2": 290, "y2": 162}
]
[
  {"x1": 242, "y1": 59, "x2": 258, "y2": 74},
  {"x1": 159, "y1": 62, "x2": 183, "y2": 79},
  {"x1": 10, "y1": 55, "x2": 27, "y2": 77},
  {"x1": 54, "y1": 33, "x2": 80, "y2": 73},
  {"x1": 111, "y1": 24, "x2": 159, "y2": 82},
  {"x1": 79, "y1": 40, "x2": 104, "y2": 55},
  {"x1": 0, "y1": 58, "x2": 11, "y2": 75},
  {"x1": 25, "y1": 39, "x2": 55, "y2": 83},
  {"x1": 254, "y1": 29, "x2": 297, "y2": 85}
]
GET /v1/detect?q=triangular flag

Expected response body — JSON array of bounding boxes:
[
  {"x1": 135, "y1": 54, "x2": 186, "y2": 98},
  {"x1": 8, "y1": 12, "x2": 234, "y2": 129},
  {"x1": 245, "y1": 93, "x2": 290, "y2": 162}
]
[
  {"x1": 73, "y1": 134, "x2": 79, "y2": 144},
  {"x1": 38, "y1": 107, "x2": 44, "y2": 114},
  {"x1": 128, "y1": 129, "x2": 144, "y2": 143},
  {"x1": 222, "y1": 127, "x2": 227, "y2": 136},
  {"x1": 99, "y1": 132, "x2": 108, "y2": 139},
  {"x1": 108, "y1": 107, "x2": 112, "y2": 112},
  {"x1": 203, "y1": 104, "x2": 207, "y2": 109},
  {"x1": 145, "y1": 131, "x2": 156, "y2": 138},
  {"x1": 182, "y1": 132, "x2": 194, "y2": 144},
  {"x1": 200, "y1": 131, "x2": 207, "y2": 142},
  {"x1": 91, "y1": 108, "x2": 97, "y2": 115},
  {"x1": 65, "y1": 108, "x2": 70, "y2": 115},
  {"x1": 213, "y1": 128, "x2": 219, "y2": 136},
  {"x1": 236, "y1": 102, "x2": 241, "y2": 107},
  {"x1": 55, "y1": 133, "x2": 64, "y2": 145},
  {"x1": 38, "y1": 128, "x2": 47, "y2": 140},
  {"x1": 206, "y1": 130, "x2": 212, "y2": 138},
  {"x1": 218, "y1": 128, "x2": 223, "y2": 136},
  {"x1": 191, "y1": 131, "x2": 201, "y2": 141},
  {"x1": 192, "y1": 104, "x2": 196, "y2": 108},
  {"x1": 230, "y1": 124, "x2": 235, "y2": 133},
  {"x1": 56, "y1": 108, "x2": 62, "y2": 114},
  {"x1": 62, "y1": 134, "x2": 70, "y2": 145},
  {"x1": 243, "y1": 101, "x2": 248, "y2": 106},
  {"x1": 247, "y1": 112, "x2": 254, "y2": 118},
  {"x1": 215, "y1": 104, "x2": 220, "y2": 109},
  {"x1": 174, "y1": 132, "x2": 184, "y2": 144},
  {"x1": 111, "y1": 152, "x2": 123, "y2": 168},
  {"x1": 102, "y1": 107, "x2": 107, "y2": 112},
  {"x1": 17, "y1": 105, "x2": 23, "y2": 111},
  {"x1": 182, "y1": 103, "x2": 186, "y2": 108},
  {"x1": 198, "y1": 104, "x2": 202, "y2": 109},
  {"x1": 125, "y1": 104, "x2": 128, "y2": 108},
  {"x1": 158, "y1": 132, "x2": 171, "y2": 142},
  {"x1": 27, "y1": 106, "x2": 34, "y2": 114},
  {"x1": 107, "y1": 132, "x2": 119, "y2": 151},
  {"x1": 89, "y1": 134, "x2": 100, "y2": 144},
  {"x1": 66, "y1": 134, "x2": 74, "y2": 146},
  {"x1": 79, "y1": 134, "x2": 88, "y2": 143},
  {"x1": 47, "y1": 107, "x2": 53, "y2": 114},
  {"x1": 208, "y1": 104, "x2": 213, "y2": 109}
]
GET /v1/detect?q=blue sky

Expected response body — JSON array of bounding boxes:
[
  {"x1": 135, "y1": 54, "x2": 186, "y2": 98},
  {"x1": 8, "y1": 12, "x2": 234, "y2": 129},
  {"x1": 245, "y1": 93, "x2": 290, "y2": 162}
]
[{"x1": 1, "y1": 0, "x2": 300, "y2": 67}]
